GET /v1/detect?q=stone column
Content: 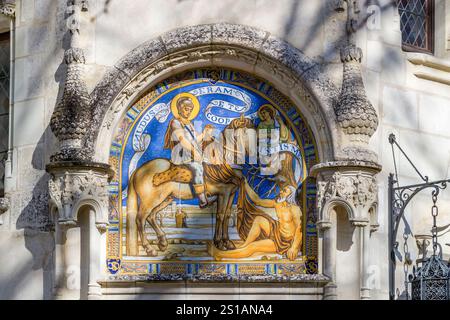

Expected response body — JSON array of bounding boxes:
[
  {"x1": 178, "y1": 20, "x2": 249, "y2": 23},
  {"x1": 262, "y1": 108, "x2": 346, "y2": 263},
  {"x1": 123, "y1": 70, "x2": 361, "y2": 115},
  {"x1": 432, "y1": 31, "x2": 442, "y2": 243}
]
[
  {"x1": 318, "y1": 219, "x2": 337, "y2": 300},
  {"x1": 53, "y1": 221, "x2": 66, "y2": 299},
  {"x1": 87, "y1": 207, "x2": 102, "y2": 300},
  {"x1": 359, "y1": 222, "x2": 371, "y2": 299},
  {"x1": 0, "y1": 1, "x2": 14, "y2": 227},
  {"x1": 47, "y1": 162, "x2": 111, "y2": 300}
]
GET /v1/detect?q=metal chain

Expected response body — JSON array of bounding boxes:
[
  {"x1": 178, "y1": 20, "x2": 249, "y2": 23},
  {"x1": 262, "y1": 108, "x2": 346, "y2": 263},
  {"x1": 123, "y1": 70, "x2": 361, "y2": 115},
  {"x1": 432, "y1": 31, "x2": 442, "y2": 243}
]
[
  {"x1": 403, "y1": 232, "x2": 410, "y2": 300},
  {"x1": 431, "y1": 194, "x2": 438, "y2": 256}
]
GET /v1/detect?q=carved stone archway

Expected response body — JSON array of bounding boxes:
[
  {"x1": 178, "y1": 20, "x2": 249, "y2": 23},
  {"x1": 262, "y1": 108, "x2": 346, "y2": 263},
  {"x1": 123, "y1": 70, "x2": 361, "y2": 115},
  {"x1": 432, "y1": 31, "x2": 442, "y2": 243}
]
[
  {"x1": 48, "y1": 20, "x2": 382, "y2": 300},
  {"x1": 89, "y1": 23, "x2": 341, "y2": 165}
]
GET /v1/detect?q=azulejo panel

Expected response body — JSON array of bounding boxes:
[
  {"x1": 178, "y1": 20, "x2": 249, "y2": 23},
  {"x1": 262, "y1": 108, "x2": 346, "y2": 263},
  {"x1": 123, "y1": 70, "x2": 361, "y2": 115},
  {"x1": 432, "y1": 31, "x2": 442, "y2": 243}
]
[{"x1": 107, "y1": 68, "x2": 319, "y2": 277}]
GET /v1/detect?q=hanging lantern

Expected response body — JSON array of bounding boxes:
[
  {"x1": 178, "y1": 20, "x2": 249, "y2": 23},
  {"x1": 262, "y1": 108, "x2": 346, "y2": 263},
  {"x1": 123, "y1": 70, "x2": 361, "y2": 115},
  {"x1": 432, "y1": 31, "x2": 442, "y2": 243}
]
[
  {"x1": 408, "y1": 194, "x2": 450, "y2": 300},
  {"x1": 409, "y1": 255, "x2": 450, "y2": 300}
]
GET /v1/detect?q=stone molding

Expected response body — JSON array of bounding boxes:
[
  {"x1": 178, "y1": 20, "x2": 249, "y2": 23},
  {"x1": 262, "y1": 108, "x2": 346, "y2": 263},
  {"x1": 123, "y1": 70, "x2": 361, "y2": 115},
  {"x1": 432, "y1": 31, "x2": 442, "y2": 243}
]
[
  {"x1": 0, "y1": 1, "x2": 15, "y2": 18},
  {"x1": 46, "y1": 162, "x2": 112, "y2": 231},
  {"x1": 100, "y1": 273, "x2": 331, "y2": 283},
  {"x1": 311, "y1": 161, "x2": 380, "y2": 230},
  {"x1": 90, "y1": 23, "x2": 341, "y2": 163},
  {"x1": 407, "y1": 52, "x2": 450, "y2": 86}
]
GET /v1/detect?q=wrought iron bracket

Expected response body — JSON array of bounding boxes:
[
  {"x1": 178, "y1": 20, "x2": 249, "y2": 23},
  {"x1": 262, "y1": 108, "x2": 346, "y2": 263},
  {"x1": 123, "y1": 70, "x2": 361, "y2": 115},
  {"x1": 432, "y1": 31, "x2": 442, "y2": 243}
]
[{"x1": 388, "y1": 134, "x2": 450, "y2": 300}]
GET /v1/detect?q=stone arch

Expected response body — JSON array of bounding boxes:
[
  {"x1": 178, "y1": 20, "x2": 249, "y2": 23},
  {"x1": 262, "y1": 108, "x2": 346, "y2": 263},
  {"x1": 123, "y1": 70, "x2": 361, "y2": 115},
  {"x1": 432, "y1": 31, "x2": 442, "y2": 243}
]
[
  {"x1": 321, "y1": 199, "x2": 357, "y2": 226},
  {"x1": 73, "y1": 199, "x2": 108, "y2": 232},
  {"x1": 89, "y1": 23, "x2": 340, "y2": 164}
]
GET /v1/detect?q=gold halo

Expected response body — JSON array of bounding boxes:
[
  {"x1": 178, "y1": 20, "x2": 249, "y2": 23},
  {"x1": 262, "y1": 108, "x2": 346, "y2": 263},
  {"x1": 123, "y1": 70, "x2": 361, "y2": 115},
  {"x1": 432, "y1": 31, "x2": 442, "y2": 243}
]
[
  {"x1": 257, "y1": 104, "x2": 277, "y2": 119},
  {"x1": 170, "y1": 93, "x2": 200, "y2": 121}
]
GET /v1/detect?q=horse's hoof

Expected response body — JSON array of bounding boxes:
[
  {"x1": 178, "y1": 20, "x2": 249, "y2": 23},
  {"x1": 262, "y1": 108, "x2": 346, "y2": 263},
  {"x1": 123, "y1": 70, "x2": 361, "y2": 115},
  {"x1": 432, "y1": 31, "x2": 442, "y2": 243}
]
[
  {"x1": 215, "y1": 240, "x2": 227, "y2": 251},
  {"x1": 144, "y1": 245, "x2": 158, "y2": 256},
  {"x1": 157, "y1": 238, "x2": 168, "y2": 251},
  {"x1": 225, "y1": 240, "x2": 236, "y2": 250}
]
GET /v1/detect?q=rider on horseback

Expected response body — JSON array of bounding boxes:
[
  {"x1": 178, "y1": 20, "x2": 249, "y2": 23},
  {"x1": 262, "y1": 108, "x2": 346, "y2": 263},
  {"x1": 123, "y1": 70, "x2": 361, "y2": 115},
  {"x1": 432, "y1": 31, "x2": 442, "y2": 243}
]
[{"x1": 164, "y1": 94, "x2": 217, "y2": 209}]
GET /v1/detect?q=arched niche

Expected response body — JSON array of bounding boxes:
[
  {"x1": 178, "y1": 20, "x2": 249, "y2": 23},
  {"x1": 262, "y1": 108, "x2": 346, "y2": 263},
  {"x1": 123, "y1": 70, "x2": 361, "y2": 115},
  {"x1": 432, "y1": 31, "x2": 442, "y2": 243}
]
[
  {"x1": 105, "y1": 66, "x2": 322, "y2": 278},
  {"x1": 90, "y1": 23, "x2": 340, "y2": 165},
  {"x1": 87, "y1": 24, "x2": 342, "y2": 281}
]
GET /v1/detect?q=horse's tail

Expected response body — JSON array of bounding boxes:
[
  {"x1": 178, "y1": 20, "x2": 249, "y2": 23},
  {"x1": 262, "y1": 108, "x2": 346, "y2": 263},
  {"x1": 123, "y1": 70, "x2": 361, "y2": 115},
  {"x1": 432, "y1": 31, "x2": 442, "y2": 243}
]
[{"x1": 126, "y1": 172, "x2": 139, "y2": 256}]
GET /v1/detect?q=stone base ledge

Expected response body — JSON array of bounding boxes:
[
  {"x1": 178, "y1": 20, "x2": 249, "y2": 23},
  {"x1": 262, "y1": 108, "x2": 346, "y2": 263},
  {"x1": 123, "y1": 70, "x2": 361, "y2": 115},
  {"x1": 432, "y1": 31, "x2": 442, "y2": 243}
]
[
  {"x1": 99, "y1": 275, "x2": 329, "y2": 300},
  {"x1": 100, "y1": 273, "x2": 330, "y2": 284}
]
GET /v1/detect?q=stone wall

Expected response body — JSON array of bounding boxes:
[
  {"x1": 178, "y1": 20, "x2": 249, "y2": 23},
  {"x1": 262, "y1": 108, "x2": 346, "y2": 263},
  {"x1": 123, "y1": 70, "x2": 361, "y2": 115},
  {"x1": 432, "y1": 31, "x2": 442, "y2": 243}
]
[{"x1": 0, "y1": 0, "x2": 449, "y2": 300}]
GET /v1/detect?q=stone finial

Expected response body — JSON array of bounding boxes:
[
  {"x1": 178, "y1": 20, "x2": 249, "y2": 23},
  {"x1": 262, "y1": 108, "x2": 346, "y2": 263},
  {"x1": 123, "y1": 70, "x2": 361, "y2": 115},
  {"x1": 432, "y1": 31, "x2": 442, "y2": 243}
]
[
  {"x1": 50, "y1": 2, "x2": 91, "y2": 162},
  {"x1": 50, "y1": 48, "x2": 91, "y2": 162},
  {"x1": 335, "y1": 44, "x2": 378, "y2": 143},
  {"x1": 0, "y1": 0, "x2": 15, "y2": 18},
  {"x1": 335, "y1": 0, "x2": 379, "y2": 144}
]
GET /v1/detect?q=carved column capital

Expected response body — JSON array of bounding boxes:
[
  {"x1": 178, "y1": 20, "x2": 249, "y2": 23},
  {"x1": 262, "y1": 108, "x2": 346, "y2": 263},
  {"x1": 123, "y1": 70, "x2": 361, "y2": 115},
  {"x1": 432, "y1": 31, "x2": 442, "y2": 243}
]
[
  {"x1": 311, "y1": 161, "x2": 380, "y2": 227},
  {"x1": 46, "y1": 162, "x2": 112, "y2": 229},
  {"x1": 352, "y1": 220, "x2": 369, "y2": 228},
  {"x1": 317, "y1": 220, "x2": 333, "y2": 231}
]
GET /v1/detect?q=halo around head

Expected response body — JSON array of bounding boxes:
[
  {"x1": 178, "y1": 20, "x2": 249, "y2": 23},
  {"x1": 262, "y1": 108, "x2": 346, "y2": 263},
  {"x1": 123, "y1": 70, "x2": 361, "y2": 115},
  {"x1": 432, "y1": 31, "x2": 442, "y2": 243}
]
[
  {"x1": 171, "y1": 93, "x2": 200, "y2": 121},
  {"x1": 257, "y1": 104, "x2": 277, "y2": 119}
]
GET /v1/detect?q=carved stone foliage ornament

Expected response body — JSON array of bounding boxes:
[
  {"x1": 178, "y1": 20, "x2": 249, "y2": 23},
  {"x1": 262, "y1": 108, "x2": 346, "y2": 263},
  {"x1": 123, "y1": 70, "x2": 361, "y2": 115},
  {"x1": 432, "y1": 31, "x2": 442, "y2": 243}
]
[
  {"x1": 313, "y1": 163, "x2": 380, "y2": 229},
  {"x1": 47, "y1": 164, "x2": 110, "y2": 231},
  {"x1": 0, "y1": 0, "x2": 15, "y2": 18}
]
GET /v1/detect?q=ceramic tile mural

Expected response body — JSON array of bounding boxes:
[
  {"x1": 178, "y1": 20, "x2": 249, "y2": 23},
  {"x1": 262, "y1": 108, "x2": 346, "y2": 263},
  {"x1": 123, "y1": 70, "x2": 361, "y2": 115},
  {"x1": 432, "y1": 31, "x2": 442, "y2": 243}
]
[{"x1": 107, "y1": 68, "x2": 319, "y2": 276}]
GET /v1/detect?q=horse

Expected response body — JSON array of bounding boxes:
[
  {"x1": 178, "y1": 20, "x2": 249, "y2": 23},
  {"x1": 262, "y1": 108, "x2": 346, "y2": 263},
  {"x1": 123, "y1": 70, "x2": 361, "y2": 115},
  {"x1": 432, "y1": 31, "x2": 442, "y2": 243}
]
[{"x1": 125, "y1": 117, "x2": 255, "y2": 256}]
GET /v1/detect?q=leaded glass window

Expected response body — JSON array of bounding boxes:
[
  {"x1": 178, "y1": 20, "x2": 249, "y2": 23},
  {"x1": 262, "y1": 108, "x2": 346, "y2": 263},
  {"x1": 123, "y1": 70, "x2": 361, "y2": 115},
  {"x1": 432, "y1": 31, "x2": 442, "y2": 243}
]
[
  {"x1": 398, "y1": 0, "x2": 434, "y2": 53},
  {"x1": 0, "y1": 32, "x2": 10, "y2": 196}
]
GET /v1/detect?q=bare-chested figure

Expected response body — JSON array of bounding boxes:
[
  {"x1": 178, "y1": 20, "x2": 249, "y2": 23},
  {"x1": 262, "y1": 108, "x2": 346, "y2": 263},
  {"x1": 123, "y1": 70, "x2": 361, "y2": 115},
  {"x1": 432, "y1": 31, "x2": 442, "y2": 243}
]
[{"x1": 208, "y1": 183, "x2": 303, "y2": 261}]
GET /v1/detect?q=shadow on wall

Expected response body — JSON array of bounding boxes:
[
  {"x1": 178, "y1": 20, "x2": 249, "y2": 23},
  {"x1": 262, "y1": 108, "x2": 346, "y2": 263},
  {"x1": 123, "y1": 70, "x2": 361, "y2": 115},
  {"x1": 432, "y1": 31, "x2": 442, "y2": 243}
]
[
  {"x1": 336, "y1": 207, "x2": 355, "y2": 252},
  {"x1": 13, "y1": 127, "x2": 55, "y2": 300},
  {"x1": 1, "y1": 0, "x2": 114, "y2": 300},
  {"x1": 1, "y1": 0, "x2": 421, "y2": 300}
]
